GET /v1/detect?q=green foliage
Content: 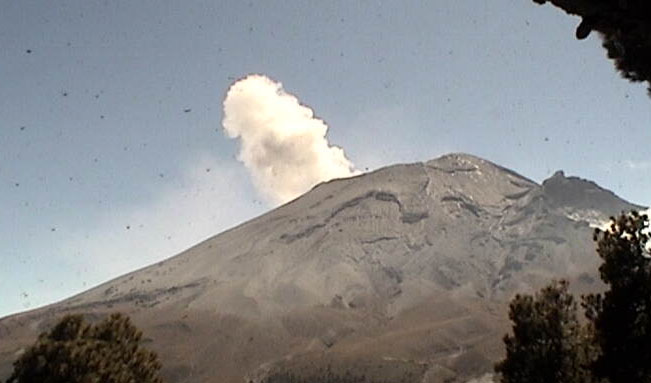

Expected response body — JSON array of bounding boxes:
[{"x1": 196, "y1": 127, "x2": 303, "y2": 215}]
[
  {"x1": 494, "y1": 280, "x2": 592, "y2": 383},
  {"x1": 583, "y1": 211, "x2": 651, "y2": 383},
  {"x1": 496, "y1": 211, "x2": 651, "y2": 383},
  {"x1": 7, "y1": 313, "x2": 163, "y2": 383}
]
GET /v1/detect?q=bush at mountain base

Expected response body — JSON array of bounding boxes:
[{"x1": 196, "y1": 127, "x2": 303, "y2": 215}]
[{"x1": 7, "y1": 313, "x2": 163, "y2": 383}]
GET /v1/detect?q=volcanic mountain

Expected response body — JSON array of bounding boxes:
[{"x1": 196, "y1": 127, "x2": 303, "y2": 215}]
[{"x1": 0, "y1": 153, "x2": 643, "y2": 383}]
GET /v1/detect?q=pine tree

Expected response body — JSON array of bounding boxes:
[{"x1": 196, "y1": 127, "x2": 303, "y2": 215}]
[
  {"x1": 583, "y1": 211, "x2": 651, "y2": 383},
  {"x1": 495, "y1": 280, "x2": 592, "y2": 383},
  {"x1": 6, "y1": 312, "x2": 163, "y2": 383}
]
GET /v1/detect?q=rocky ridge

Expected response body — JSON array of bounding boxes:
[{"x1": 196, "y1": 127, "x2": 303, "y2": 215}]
[{"x1": 0, "y1": 153, "x2": 643, "y2": 383}]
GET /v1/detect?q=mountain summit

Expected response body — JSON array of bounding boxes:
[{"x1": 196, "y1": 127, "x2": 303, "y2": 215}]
[{"x1": 0, "y1": 153, "x2": 643, "y2": 383}]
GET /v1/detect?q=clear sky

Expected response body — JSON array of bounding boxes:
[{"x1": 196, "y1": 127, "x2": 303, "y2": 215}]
[{"x1": 1, "y1": 0, "x2": 649, "y2": 317}]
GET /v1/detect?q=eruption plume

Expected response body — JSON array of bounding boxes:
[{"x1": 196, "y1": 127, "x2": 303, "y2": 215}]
[{"x1": 223, "y1": 74, "x2": 359, "y2": 205}]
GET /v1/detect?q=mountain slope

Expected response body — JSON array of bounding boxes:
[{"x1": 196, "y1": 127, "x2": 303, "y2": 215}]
[{"x1": 0, "y1": 153, "x2": 643, "y2": 383}]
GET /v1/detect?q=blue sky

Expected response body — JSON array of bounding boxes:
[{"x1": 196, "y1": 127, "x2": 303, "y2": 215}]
[{"x1": 1, "y1": 0, "x2": 649, "y2": 317}]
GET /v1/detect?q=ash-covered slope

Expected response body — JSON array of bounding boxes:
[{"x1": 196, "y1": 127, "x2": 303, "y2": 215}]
[{"x1": 0, "y1": 154, "x2": 642, "y2": 383}]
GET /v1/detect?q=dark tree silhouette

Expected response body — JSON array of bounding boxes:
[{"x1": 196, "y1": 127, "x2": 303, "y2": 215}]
[
  {"x1": 583, "y1": 211, "x2": 651, "y2": 383},
  {"x1": 496, "y1": 211, "x2": 651, "y2": 383},
  {"x1": 6, "y1": 313, "x2": 163, "y2": 383},
  {"x1": 495, "y1": 280, "x2": 592, "y2": 383},
  {"x1": 531, "y1": 0, "x2": 651, "y2": 94}
]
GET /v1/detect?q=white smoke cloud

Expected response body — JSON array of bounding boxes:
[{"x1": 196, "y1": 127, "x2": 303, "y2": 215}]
[{"x1": 222, "y1": 74, "x2": 359, "y2": 205}]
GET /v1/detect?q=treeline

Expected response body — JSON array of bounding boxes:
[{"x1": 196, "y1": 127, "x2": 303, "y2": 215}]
[{"x1": 495, "y1": 211, "x2": 651, "y2": 383}]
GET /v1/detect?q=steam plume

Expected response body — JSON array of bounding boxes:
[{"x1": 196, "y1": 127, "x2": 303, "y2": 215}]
[{"x1": 222, "y1": 74, "x2": 359, "y2": 205}]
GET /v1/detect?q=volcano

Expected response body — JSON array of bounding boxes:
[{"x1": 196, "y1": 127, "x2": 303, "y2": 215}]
[{"x1": 0, "y1": 153, "x2": 643, "y2": 383}]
